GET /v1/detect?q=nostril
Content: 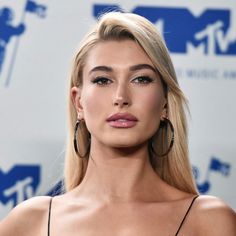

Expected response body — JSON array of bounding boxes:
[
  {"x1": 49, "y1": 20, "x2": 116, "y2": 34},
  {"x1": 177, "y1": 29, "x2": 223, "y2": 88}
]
[
  {"x1": 113, "y1": 95, "x2": 131, "y2": 107},
  {"x1": 114, "y1": 101, "x2": 129, "y2": 106}
]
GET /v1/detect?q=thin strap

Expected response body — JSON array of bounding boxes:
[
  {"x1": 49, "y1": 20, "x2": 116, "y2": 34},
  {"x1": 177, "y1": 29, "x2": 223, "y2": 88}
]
[
  {"x1": 175, "y1": 195, "x2": 199, "y2": 236},
  {"x1": 48, "y1": 197, "x2": 53, "y2": 236}
]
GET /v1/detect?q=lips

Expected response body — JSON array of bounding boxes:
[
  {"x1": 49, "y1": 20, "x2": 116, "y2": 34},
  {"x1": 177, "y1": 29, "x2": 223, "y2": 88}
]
[
  {"x1": 106, "y1": 113, "x2": 138, "y2": 122},
  {"x1": 106, "y1": 113, "x2": 138, "y2": 128}
]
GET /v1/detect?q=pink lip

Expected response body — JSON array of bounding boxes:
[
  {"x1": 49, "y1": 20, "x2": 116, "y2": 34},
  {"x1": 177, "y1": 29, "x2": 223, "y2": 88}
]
[{"x1": 106, "y1": 113, "x2": 138, "y2": 128}]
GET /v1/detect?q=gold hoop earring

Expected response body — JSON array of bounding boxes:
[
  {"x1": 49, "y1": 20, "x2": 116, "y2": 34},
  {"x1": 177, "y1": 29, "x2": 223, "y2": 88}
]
[
  {"x1": 149, "y1": 118, "x2": 174, "y2": 157},
  {"x1": 73, "y1": 119, "x2": 90, "y2": 158}
]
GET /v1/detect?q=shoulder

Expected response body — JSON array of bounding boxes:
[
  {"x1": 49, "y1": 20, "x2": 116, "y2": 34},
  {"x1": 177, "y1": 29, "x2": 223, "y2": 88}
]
[
  {"x1": 194, "y1": 195, "x2": 236, "y2": 235},
  {"x1": 0, "y1": 196, "x2": 52, "y2": 236}
]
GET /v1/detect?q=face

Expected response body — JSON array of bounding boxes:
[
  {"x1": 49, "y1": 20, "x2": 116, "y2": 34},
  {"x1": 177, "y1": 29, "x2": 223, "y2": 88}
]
[{"x1": 72, "y1": 40, "x2": 166, "y2": 149}]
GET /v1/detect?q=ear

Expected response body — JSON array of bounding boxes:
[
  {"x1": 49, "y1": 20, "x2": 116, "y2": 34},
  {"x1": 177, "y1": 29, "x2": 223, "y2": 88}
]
[
  {"x1": 71, "y1": 86, "x2": 84, "y2": 119},
  {"x1": 161, "y1": 98, "x2": 168, "y2": 120}
]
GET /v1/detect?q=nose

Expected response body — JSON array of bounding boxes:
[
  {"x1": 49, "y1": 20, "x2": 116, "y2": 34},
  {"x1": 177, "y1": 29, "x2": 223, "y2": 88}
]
[{"x1": 113, "y1": 83, "x2": 131, "y2": 108}]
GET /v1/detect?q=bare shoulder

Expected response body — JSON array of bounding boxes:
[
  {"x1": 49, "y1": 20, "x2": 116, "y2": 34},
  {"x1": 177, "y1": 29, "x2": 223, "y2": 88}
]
[
  {"x1": 194, "y1": 195, "x2": 236, "y2": 235},
  {"x1": 0, "y1": 196, "x2": 52, "y2": 236}
]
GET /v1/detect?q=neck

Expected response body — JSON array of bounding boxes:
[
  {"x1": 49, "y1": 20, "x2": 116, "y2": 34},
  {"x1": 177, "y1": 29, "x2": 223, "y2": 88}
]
[{"x1": 74, "y1": 139, "x2": 170, "y2": 203}]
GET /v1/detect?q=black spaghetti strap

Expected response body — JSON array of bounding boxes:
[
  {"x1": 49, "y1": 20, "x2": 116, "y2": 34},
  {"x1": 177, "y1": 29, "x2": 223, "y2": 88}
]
[
  {"x1": 175, "y1": 195, "x2": 199, "y2": 236},
  {"x1": 48, "y1": 197, "x2": 53, "y2": 236}
]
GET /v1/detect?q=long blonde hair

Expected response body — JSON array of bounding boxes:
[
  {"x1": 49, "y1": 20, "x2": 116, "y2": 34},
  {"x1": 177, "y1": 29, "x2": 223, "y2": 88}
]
[{"x1": 64, "y1": 12, "x2": 198, "y2": 194}]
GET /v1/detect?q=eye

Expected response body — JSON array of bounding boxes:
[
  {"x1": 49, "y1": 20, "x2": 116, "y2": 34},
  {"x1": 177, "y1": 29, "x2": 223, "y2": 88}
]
[
  {"x1": 132, "y1": 76, "x2": 154, "y2": 84},
  {"x1": 91, "y1": 77, "x2": 112, "y2": 86}
]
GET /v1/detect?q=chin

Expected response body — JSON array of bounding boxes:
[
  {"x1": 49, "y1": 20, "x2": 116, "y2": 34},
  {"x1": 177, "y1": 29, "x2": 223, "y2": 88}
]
[
  {"x1": 98, "y1": 132, "x2": 151, "y2": 149},
  {"x1": 106, "y1": 139, "x2": 147, "y2": 150}
]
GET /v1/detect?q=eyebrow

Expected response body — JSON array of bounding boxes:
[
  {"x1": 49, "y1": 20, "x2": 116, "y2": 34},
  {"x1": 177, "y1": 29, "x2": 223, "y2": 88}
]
[
  {"x1": 89, "y1": 64, "x2": 157, "y2": 74},
  {"x1": 130, "y1": 64, "x2": 156, "y2": 73}
]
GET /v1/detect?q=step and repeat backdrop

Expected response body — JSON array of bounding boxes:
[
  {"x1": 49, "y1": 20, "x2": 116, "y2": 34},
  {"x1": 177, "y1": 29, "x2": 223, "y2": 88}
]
[{"x1": 0, "y1": 0, "x2": 235, "y2": 218}]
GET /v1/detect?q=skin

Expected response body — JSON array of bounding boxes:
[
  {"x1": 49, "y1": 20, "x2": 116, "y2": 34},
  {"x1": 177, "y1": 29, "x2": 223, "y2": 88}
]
[{"x1": 0, "y1": 40, "x2": 235, "y2": 236}]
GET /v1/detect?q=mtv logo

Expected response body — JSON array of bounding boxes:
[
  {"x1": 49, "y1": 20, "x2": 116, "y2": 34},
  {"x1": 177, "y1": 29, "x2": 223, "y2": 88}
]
[
  {"x1": 93, "y1": 4, "x2": 236, "y2": 56},
  {"x1": 0, "y1": 165, "x2": 41, "y2": 207}
]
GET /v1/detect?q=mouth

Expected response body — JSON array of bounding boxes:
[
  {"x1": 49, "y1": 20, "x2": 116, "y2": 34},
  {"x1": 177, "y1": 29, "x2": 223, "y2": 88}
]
[{"x1": 106, "y1": 113, "x2": 138, "y2": 128}]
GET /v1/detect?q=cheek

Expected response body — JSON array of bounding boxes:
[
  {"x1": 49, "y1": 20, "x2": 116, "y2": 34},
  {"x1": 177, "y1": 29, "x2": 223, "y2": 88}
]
[
  {"x1": 139, "y1": 89, "x2": 165, "y2": 133},
  {"x1": 141, "y1": 89, "x2": 164, "y2": 114},
  {"x1": 80, "y1": 87, "x2": 109, "y2": 128}
]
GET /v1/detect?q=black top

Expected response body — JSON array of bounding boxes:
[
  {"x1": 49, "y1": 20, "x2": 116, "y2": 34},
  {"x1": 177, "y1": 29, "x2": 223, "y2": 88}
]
[{"x1": 47, "y1": 195, "x2": 199, "y2": 236}]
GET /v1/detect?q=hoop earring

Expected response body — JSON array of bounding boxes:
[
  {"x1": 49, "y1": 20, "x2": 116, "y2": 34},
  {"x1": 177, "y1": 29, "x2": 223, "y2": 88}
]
[
  {"x1": 73, "y1": 119, "x2": 90, "y2": 158},
  {"x1": 150, "y1": 118, "x2": 174, "y2": 157}
]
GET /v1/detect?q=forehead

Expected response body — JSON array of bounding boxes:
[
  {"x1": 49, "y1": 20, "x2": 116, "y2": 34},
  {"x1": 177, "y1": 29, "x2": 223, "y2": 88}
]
[{"x1": 83, "y1": 40, "x2": 154, "y2": 72}]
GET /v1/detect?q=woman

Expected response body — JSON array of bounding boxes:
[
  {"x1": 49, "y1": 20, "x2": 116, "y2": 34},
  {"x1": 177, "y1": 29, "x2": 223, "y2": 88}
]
[{"x1": 0, "y1": 12, "x2": 235, "y2": 236}]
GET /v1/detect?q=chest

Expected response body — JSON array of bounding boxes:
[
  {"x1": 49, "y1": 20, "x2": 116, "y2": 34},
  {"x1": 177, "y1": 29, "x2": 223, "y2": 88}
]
[{"x1": 49, "y1": 204, "x2": 194, "y2": 236}]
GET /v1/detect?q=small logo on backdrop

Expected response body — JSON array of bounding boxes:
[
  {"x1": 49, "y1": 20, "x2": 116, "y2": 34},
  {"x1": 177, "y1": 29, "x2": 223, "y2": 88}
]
[
  {"x1": 193, "y1": 156, "x2": 231, "y2": 194},
  {"x1": 0, "y1": 0, "x2": 47, "y2": 87},
  {"x1": 93, "y1": 4, "x2": 236, "y2": 56},
  {"x1": 0, "y1": 165, "x2": 41, "y2": 207}
]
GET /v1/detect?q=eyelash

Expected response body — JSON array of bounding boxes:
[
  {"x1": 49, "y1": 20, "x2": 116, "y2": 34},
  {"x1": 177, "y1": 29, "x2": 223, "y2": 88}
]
[
  {"x1": 91, "y1": 76, "x2": 154, "y2": 86},
  {"x1": 133, "y1": 76, "x2": 154, "y2": 84},
  {"x1": 92, "y1": 77, "x2": 112, "y2": 86}
]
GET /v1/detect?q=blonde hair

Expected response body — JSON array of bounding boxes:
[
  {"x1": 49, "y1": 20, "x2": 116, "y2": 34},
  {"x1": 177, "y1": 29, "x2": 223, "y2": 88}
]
[{"x1": 65, "y1": 12, "x2": 198, "y2": 194}]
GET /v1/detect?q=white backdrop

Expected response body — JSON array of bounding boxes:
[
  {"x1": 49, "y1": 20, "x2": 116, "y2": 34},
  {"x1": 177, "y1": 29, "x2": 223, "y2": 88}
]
[{"x1": 0, "y1": 0, "x2": 235, "y2": 219}]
